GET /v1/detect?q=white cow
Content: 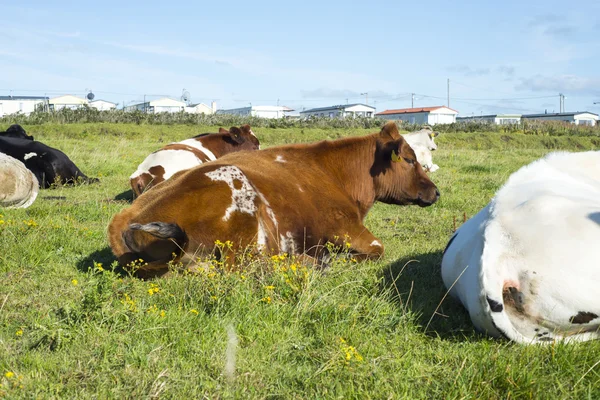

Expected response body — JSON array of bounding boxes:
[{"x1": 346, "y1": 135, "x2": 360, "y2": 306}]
[
  {"x1": 442, "y1": 151, "x2": 600, "y2": 343},
  {"x1": 403, "y1": 127, "x2": 439, "y2": 172},
  {"x1": 0, "y1": 153, "x2": 39, "y2": 208}
]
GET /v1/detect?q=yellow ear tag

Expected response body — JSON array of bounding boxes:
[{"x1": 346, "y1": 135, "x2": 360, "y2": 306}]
[{"x1": 391, "y1": 151, "x2": 402, "y2": 162}]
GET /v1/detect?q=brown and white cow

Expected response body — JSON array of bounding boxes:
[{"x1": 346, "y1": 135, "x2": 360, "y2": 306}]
[
  {"x1": 109, "y1": 122, "x2": 439, "y2": 277},
  {"x1": 129, "y1": 125, "x2": 260, "y2": 197}
]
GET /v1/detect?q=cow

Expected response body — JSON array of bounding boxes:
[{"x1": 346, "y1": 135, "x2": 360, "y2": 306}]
[
  {"x1": 129, "y1": 125, "x2": 260, "y2": 197},
  {"x1": 0, "y1": 136, "x2": 98, "y2": 188},
  {"x1": 403, "y1": 126, "x2": 439, "y2": 172},
  {"x1": 0, "y1": 124, "x2": 34, "y2": 140},
  {"x1": 0, "y1": 153, "x2": 39, "y2": 208},
  {"x1": 442, "y1": 151, "x2": 600, "y2": 343},
  {"x1": 109, "y1": 121, "x2": 440, "y2": 278}
]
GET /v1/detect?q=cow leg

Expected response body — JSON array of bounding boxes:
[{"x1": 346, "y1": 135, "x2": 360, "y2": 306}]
[{"x1": 333, "y1": 225, "x2": 384, "y2": 261}]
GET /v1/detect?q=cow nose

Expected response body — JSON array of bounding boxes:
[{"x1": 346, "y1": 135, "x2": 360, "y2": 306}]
[{"x1": 435, "y1": 188, "x2": 440, "y2": 198}]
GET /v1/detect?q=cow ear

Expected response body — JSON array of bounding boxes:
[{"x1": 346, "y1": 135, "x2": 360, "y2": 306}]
[
  {"x1": 218, "y1": 127, "x2": 229, "y2": 134},
  {"x1": 429, "y1": 131, "x2": 439, "y2": 138},
  {"x1": 240, "y1": 124, "x2": 252, "y2": 135},
  {"x1": 228, "y1": 127, "x2": 245, "y2": 143},
  {"x1": 379, "y1": 122, "x2": 401, "y2": 140}
]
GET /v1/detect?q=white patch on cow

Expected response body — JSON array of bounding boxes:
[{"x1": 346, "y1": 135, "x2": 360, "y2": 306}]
[
  {"x1": 255, "y1": 190, "x2": 278, "y2": 228},
  {"x1": 275, "y1": 155, "x2": 286, "y2": 163},
  {"x1": 206, "y1": 166, "x2": 257, "y2": 221},
  {"x1": 130, "y1": 149, "x2": 201, "y2": 180},
  {"x1": 370, "y1": 240, "x2": 382, "y2": 248},
  {"x1": 279, "y1": 232, "x2": 296, "y2": 254},
  {"x1": 179, "y1": 138, "x2": 217, "y2": 161},
  {"x1": 256, "y1": 219, "x2": 268, "y2": 251},
  {"x1": 23, "y1": 152, "x2": 37, "y2": 160}
]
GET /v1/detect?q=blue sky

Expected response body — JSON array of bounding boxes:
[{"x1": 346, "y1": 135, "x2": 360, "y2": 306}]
[{"x1": 1, "y1": 0, "x2": 599, "y2": 115}]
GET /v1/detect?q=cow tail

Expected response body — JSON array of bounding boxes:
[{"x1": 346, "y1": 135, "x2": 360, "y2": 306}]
[{"x1": 121, "y1": 222, "x2": 188, "y2": 263}]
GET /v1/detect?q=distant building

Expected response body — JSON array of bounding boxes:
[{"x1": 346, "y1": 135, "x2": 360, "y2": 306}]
[
  {"x1": 89, "y1": 99, "x2": 117, "y2": 111},
  {"x1": 376, "y1": 106, "x2": 458, "y2": 125},
  {"x1": 0, "y1": 95, "x2": 48, "y2": 117},
  {"x1": 522, "y1": 111, "x2": 598, "y2": 126},
  {"x1": 185, "y1": 101, "x2": 217, "y2": 115},
  {"x1": 300, "y1": 103, "x2": 375, "y2": 119},
  {"x1": 49, "y1": 95, "x2": 88, "y2": 111},
  {"x1": 457, "y1": 114, "x2": 521, "y2": 125},
  {"x1": 217, "y1": 105, "x2": 293, "y2": 119},
  {"x1": 124, "y1": 97, "x2": 186, "y2": 113}
]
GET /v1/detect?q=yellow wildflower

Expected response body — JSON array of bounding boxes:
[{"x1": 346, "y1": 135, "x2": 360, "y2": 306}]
[
  {"x1": 264, "y1": 285, "x2": 275, "y2": 290},
  {"x1": 159, "y1": 310, "x2": 166, "y2": 318},
  {"x1": 147, "y1": 283, "x2": 160, "y2": 295},
  {"x1": 261, "y1": 296, "x2": 272, "y2": 304},
  {"x1": 71, "y1": 279, "x2": 78, "y2": 286},
  {"x1": 4, "y1": 372, "x2": 14, "y2": 379},
  {"x1": 190, "y1": 309, "x2": 199, "y2": 315},
  {"x1": 15, "y1": 329, "x2": 23, "y2": 336}
]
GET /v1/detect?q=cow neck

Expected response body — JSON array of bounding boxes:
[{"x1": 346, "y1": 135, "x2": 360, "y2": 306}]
[{"x1": 313, "y1": 135, "x2": 378, "y2": 219}]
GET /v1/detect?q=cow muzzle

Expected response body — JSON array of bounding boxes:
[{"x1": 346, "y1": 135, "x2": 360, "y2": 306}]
[{"x1": 416, "y1": 187, "x2": 440, "y2": 207}]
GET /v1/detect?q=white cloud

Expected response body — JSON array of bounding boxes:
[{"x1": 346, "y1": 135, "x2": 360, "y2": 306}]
[
  {"x1": 516, "y1": 74, "x2": 600, "y2": 95},
  {"x1": 447, "y1": 65, "x2": 490, "y2": 77}
]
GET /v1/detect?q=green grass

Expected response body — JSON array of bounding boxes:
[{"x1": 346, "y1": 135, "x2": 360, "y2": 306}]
[{"x1": 1, "y1": 124, "x2": 600, "y2": 399}]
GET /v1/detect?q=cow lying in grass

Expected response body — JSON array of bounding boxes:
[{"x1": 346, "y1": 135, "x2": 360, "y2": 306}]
[
  {"x1": 129, "y1": 125, "x2": 260, "y2": 197},
  {"x1": 0, "y1": 153, "x2": 39, "y2": 208},
  {"x1": 403, "y1": 126, "x2": 439, "y2": 172},
  {"x1": 0, "y1": 136, "x2": 98, "y2": 188},
  {"x1": 442, "y1": 151, "x2": 600, "y2": 343},
  {"x1": 109, "y1": 121, "x2": 440, "y2": 277}
]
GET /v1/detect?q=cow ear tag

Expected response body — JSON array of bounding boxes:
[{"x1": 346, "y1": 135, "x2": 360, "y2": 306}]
[{"x1": 391, "y1": 150, "x2": 402, "y2": 162}]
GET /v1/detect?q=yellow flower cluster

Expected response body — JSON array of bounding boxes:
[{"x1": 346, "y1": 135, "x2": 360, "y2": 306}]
[
  {"x1": 1, "y1": 370, "x2": 24, "y2": 393},
  {"x1": 147, "y1": 283, "x2": 160, "y2": 296},
  {"x1": 339, "y1": 337, "x2": 364, "y2": 365},
  {"x1": 120, "y1": 293, "x2": 137, "y2": 312},
  {"x1": 22, "y1": 219, "x2": 38, "y2": 228},
  {"x1": 147, "y1": 304, "x2": 166, "y2": 317}
]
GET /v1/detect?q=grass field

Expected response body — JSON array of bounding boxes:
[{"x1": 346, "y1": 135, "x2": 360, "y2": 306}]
[{"x1": 1, "y1": 123, "x2": 600, "y2": 399}]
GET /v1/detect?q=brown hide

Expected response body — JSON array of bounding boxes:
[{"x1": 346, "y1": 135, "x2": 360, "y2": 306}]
[
  {"x1": 110, "y1": 122, "x2": 439, "y2": 276},
  {"x1": 129, "y1": 125, "x2": 260, "y2": 197}
]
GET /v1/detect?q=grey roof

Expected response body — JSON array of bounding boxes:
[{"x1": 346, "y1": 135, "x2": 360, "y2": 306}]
[
  {"x1": 0, "y1": 96, "x2": 49, "y2": 101},
  {"x1": 300, "y1": 103, "x2": 374, "y2": 113},
  {"x1": 523, "y1": 111, "x2": 598, "y2": 118},
  {"x1": 458, "y1": 114, "x2": 521, "y2": 119}
]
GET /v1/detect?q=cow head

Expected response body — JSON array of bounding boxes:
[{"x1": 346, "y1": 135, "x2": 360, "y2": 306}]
[
  {"x1": 422, "y1": 126, "x2": 439, "y2": 151},
  {"x1": 372, "y1": 122, "x2": 439, "y2": 207},
  {"x1": 226, "y1": 124, "x2": 261, "y2": 150},
  {"x1": 2, "y1": 124, "x2": 34, "y2": 140}
]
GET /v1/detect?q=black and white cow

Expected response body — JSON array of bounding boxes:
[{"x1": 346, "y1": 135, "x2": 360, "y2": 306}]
[{"x1": 0, "y1": 136, "x2": 98, "y2": 188}]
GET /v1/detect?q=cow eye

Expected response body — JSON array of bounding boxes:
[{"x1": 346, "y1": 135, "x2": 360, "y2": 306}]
[{"x1": 403, "y1": 157, "x2": 415, "y2": 164}]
